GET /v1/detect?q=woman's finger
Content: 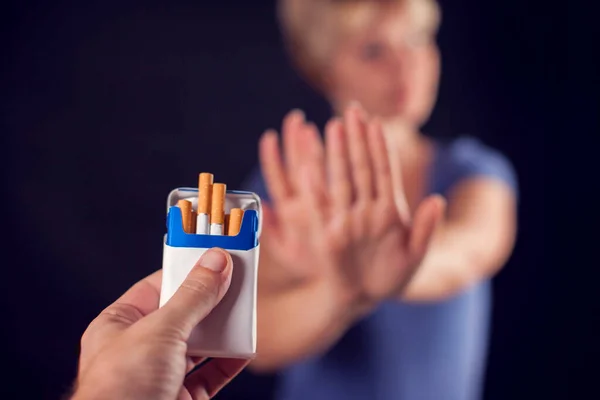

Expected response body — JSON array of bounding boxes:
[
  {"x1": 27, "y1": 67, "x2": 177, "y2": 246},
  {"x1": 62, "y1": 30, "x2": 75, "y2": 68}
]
[
  {"x1": 301, "y1": 122, "x2": 328, "y2": 219},
  {"x1": 259, "y1": 130, "x2": 292, "y2": 204},
  {"x1": 407, "y1": 194, "x2": 446, "y2": 267},
  {"x1": 299, "y1": 162, "x2": 327, "y2": 229},
  {"x1": 388, "y1": 157, "x2": 411, "y2": 226},
  {"x1": 383, "y1": 129, "x2": 411, "y2": 225},
  {"x1": 184, "y1": 358, "x2": 250, "y2": 400},
  {"x1": 344, "y1": 104, "x2": 375, "y2": 202},
  {"x1": 304, "y1": 122, "x2": 326, "y2": 184},
  {"x1": 281, "y1": 109, "x2": 306, "y2": 191},
  {"x1": 366, "y1": 119, "x2": 394, "y2": 201},
  {"x1": 325, "y1": 118, "x2": 352, "y2": 209}
]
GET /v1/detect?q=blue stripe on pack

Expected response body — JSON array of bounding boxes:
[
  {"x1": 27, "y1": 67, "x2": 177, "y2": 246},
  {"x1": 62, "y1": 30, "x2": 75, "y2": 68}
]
[{"x1": 166, "y1": 206, "x2": 259, "y2": 250}]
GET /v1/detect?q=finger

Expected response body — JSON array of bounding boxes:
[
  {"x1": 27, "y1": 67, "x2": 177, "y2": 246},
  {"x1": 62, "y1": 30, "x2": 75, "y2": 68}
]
[
  {"x1": 87, "y1": 269, "x2": 162, "y2": 336},
  {"x1": 304, "y1": 122, "x2": 326, "y2": 184},
  {"x1": 325, "y1": 117, "x2": 352, "y2": 209},
  {"x1": 393, "y1": 172, "x2": 411, "y2": 227},
  {"x1": 345, "y1": 104, "x2": 374, "y2": 202},
  {"x1": 383, "y1": 135, "x2": 411, "y2": 225},
  {"x1": 408, "y1": 195, "x2": 446, "y2": 266},
  {"x1": 185, "y1": 358, "x2": 250, "y2": 400},
  {"x1": 282, "y1": 109, "x2": 306, "y2": 190},
  {"x1": 366, "y1": 119, "x2": 394, "y2": 201},
  {"x1": 301, "y1": 122, "x2": 328, "y2": 219},
  {"x1": 191, "y1": 356, "x2": 208, "y2": 366},
  {"x1": 186, "y1": 356, "x2": 208, "y2": 374},
  {"x1": 150, "y1": 248, "x2": 233, "y2": 340},
  {"x1": 299, "y1": 162, "x2": 327, "y2": 227},
  {"x1": 177, "y1": 388, "x2": 193, "y2": 400},
  {"x1": 259, "y1": 130, "x2": 292, "y2": 204},
  {"x1": 78, "y1": 270, "x2": 164, "y2": 369}
]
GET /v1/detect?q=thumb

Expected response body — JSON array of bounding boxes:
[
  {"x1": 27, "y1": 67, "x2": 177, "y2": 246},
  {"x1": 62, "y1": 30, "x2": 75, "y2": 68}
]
[
  {"x1": 407, "y1": 194, "x2": 446, "y2": 266},
  {"x1": 153, "y1": 248, "x2": 233, "y2": 339}
]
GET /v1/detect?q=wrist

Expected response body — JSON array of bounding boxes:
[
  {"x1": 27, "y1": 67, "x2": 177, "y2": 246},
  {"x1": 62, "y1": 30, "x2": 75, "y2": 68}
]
[{"x1": 321, "y1": 275, "x2": 376, "y2": 328}]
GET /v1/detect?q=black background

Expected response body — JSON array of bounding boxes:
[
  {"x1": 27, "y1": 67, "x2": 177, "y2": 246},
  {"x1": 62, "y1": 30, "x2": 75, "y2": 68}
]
[{"x1": 2, "y1": 0, "x2": 556, "y2": 398}]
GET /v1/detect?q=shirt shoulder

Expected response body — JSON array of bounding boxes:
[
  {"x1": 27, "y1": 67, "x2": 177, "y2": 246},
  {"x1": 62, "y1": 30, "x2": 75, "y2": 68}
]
[{"x1": 431, "y1": 136, "x2": 518, "y2": 197}]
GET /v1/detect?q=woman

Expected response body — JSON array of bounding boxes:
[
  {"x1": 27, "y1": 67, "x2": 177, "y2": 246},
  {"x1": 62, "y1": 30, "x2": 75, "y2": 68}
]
[{"x1": 223, "y1": 1, "x2": 518, "y2": 399}]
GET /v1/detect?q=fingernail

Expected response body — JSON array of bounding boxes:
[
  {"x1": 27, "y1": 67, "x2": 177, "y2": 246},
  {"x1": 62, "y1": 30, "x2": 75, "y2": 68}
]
[{"x1": 199, "y1": 249, "x2": 228, "y2": 273}]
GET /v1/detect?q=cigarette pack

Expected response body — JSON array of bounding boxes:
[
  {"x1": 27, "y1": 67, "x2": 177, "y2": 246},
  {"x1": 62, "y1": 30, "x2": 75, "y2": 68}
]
[{"x1": 159, "y1": 187, "x2": 261, "y2": 359}]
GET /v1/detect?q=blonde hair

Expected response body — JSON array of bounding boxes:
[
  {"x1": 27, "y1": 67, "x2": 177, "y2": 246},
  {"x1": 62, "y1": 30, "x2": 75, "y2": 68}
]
[{"x1": 277, "y1": 0, "x2": 441, "y2": 90}]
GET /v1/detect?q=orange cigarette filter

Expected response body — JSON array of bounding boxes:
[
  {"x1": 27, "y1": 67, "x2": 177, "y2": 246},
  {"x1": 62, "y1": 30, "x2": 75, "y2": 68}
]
[
  {"x1": 210, "y1": 183, "x2": 226, "y2": 225},
  {"x1": 227, "y1": 208, "x2": 244, "y2": 236},
  {"x1": 177, "y1": 199, "x2": 193, "y2": 233},
  {"x1": 198, "y1": 172, "x2": 214, "y2": 215}
]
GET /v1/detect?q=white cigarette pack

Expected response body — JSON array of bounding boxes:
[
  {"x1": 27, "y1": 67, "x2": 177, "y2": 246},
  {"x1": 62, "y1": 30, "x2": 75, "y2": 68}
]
[{"x1": 159, "y1": 188, "x2": 261, "y2": 359}]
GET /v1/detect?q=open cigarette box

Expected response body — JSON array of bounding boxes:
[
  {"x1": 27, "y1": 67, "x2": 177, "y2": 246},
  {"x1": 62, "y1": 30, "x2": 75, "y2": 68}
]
[{"x1": 159, "y1": 187, "x2": 261, "y2": 359}]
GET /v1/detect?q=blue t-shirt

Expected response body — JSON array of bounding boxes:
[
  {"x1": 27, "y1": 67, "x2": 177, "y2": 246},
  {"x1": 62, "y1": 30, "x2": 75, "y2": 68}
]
[{"x1": 223, "y1": 136, "x2": 517, "y2": 400}]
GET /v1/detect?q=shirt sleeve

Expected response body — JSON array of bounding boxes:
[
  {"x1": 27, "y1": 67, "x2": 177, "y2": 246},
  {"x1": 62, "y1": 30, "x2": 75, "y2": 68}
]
[{"x1": 434, "y1": 137, "x2": 519, "y2": 199}]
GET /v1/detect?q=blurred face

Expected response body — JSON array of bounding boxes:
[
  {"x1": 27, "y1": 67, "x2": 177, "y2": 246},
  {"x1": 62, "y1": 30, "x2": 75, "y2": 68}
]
[{"x1": 324, "y1": 3, "x2": 440, "y2": 126}]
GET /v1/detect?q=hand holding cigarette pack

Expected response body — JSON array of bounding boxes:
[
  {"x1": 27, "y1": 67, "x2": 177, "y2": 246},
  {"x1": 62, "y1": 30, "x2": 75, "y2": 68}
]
[{"x1": 160, "y1": 173, "x2": 261, "y2": 359}]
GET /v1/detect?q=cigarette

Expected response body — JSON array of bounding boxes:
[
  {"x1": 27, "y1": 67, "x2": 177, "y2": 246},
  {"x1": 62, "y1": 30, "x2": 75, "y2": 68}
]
[
  {"x1": 227, "y1": 208, "x2": 244, "y2": 236},
  {"x1": 177, "y1": 199, "x2": 193, "y2": 233},
  {"x1": 210, "y1": 183, "x2": 226, "y2": 235},
  {"x1": 196, "y1": 172, "x2": 214, "y2": 234}
]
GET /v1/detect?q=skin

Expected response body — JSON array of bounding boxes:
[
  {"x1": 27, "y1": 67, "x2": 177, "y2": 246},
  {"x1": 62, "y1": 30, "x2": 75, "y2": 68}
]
[
  {"x1": 324, "y1": 1, "x2": 441, "y2": 124},
  {"x1": 250, "y1": 1, "x2": 517, "y2": 371},
  {"x1": 71, "y1": 248, "x2": 249, "y2": 400}
]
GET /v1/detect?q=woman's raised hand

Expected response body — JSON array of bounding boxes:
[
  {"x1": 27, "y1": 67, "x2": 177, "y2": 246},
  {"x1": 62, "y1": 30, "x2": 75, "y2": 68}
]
[{"x1": 258, "y1": 104, "x2": 444, "y2": 307}]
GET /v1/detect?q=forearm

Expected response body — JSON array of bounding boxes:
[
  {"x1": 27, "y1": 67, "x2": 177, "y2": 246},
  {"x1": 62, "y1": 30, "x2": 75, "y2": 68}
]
[
  {"x1": 401, "y1": 221, "x2": 510, "y2": 302},
  {"x1": 249, "y1": 257, "x2": 364, "y2": 372}
]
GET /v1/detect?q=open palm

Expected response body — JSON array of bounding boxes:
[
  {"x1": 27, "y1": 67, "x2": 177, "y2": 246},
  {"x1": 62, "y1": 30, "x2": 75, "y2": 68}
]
[{"x1": 258, "y1": 105, "x2": 444, "y2": 306}]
